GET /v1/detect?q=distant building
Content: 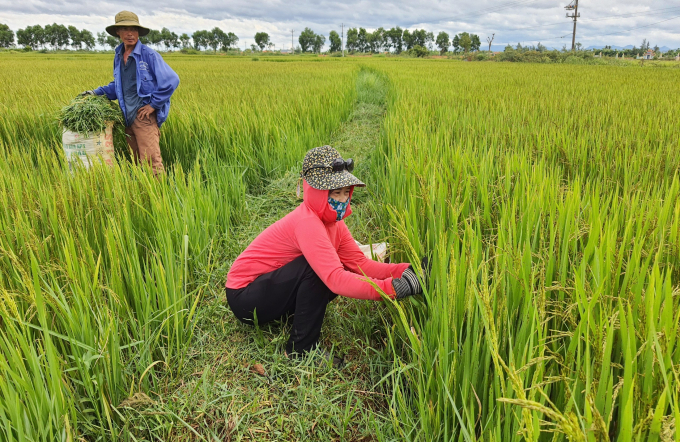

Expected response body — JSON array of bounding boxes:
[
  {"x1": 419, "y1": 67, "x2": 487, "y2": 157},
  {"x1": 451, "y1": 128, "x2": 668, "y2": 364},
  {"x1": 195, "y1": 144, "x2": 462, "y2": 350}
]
[
  {"x1": 643, "y1": 50, "x2": 655, "y2": 60},
  {"x1": 280, "y1": 48, "x2": 293, "y2": 54}
]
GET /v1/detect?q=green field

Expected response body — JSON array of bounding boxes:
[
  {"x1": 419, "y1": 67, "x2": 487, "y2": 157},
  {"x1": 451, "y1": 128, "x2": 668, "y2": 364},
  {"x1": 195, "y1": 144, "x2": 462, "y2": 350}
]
[{"x1": 0, "y1": 53, "x2": 678, "y2": 442}]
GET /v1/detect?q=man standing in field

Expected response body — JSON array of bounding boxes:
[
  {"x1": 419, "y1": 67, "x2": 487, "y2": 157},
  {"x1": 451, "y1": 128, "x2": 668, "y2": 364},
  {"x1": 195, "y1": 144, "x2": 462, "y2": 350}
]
[{"x1": 82, "y1": 11, "x2": 179, "y2": 174}]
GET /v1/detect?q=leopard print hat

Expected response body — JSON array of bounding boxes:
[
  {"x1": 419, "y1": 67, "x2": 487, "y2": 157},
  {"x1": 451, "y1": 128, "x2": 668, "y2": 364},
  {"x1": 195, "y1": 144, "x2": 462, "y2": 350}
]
[{"x1": 301, "y1": 145, "x2": 365, "y2": 190}]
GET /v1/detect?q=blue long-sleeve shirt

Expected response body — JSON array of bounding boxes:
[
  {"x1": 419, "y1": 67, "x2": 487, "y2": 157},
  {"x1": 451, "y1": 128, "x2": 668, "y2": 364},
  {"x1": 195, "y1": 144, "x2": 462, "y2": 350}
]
[
  {"x1": 94, "y1": 41, "x2": 179, "y2": 127},
  {"x1": 120, "y1": 56, "x2": 145, "y2": 127}
]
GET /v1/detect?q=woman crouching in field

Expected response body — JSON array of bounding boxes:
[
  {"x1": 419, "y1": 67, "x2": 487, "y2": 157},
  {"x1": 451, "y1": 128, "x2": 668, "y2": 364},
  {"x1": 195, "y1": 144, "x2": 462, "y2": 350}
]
[{"x1": 225, "y1": 146, "x2": 425, "y2": 366}]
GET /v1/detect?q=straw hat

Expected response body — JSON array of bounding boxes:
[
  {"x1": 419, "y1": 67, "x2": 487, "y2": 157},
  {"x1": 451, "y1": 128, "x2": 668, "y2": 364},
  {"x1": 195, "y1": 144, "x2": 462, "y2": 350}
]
[{"x1": 106, "y1": 11, "x2": 150, "y2": 37}]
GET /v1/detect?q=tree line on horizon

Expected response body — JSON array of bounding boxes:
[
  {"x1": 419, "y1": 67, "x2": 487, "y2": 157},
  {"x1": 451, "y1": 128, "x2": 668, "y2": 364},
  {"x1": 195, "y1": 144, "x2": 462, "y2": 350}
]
[
  {"x1": 0, "y1": 22, "x2": 482, "y2": 54},
  {"x1": 507, "y1": 39, "x2": 679, "y2": 58},
  {"x1": 2, "y1": 22, "x2": 678, "y2": 57},
  {"x1": 0, "y1": 23, "x2": 96, "y2": 50},
  {"x1": 331, "y1": 27, "x2": 482, "y2": 54}
]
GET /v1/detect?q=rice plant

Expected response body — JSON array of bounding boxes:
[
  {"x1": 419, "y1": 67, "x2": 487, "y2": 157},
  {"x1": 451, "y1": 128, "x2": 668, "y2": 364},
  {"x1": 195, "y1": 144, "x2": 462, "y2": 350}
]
[
  {"x1": 0, "y1": 52, "x2": 357, "y2": 440},
  {"x1": 368, "y1": 60, "x2": 680, "y2": 442},
  {"x1": 1, "y1": 52, "x2": 678, "y2": 441}
]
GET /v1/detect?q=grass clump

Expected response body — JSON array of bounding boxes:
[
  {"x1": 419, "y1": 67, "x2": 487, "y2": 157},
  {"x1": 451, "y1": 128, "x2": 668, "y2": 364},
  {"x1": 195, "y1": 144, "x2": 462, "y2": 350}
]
[{"x1": 58, "y1": 94, "x2": 123, "y2": 134}]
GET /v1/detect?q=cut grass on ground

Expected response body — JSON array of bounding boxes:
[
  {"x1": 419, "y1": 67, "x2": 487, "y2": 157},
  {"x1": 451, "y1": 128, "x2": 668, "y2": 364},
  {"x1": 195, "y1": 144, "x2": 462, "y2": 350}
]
[{"x1": 117, "y1": 69, "x2": 400, "y2": 441}]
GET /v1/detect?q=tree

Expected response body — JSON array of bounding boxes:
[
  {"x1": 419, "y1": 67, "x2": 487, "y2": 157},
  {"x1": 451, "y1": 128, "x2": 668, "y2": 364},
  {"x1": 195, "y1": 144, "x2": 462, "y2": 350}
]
[
  {"x1": 486, "y1": 33, "x2": 495, "y2": 52},
  {"x1": 404, "y1": 29, "x2": 433, "y2": 50},
  {"x1": 298, "y1": 27, "x2": 317, "y2": 52},
  {"x1": 160, "y1": 28, "x2": 178, "y2": 51},
  {"x1": 366, "y1": 30, "x2": 377, "y2": 52},
  {"x1": 402, "y1": 29, "x2": 414, "y2": 50},
  {"x1": 192, "y1": 30, "x2": 208, "y2": 50},
  {"x1": 435, "y1": 31, "x2": 449, "y2": 54},
  {"x1": 106, "y1": 35, "x2": 119, "y2": 50},
  {"x1": 207, "y1": 27, "x2": 226, "y2": 53},
  {"x1": 459, "y1": 32, "x2": 472, "y2": 53},
  {"x1": 96, "y1": 28, "x2": 119, "y2": 51},
  {"x1": 387, "y1": 27, "x2": 403, "y2": 53},
  {"x1": 31, "y1": 25, "x2": 46, "y2": 49},
  {"x1": 96, "y1": 31, "x2": 107, "y2": 48},
  {"x1": 43, "y1": 23, "x2": 56, "y2": 49},
  {"x1": 312, "y1": 33, "x2": 326, "y2": 53},
  {"x1": 17, "y1": 28, "x2": 31, "y2": 49},
  {"x1": 254, "y1": 32, "x2": 270, "y2": 51},
  {"x1": 470, "y1": 34, "x2": 481, "y2": 51},
  {"x1": 44, "y1": 23, "x2": 69, "y2": 50},
  {"x1": 641, "y1": 39, "x2": 650, "y2": 51},
  {"x1": 346, "y1": 28, "x2": 358, "y2": 52},
  {"x1": 371, "y1": 27, "x2": 386, "y2": 52},
  {"x1": 575, "y1": 42, "x2": 583, "y2": 51},
  {"x1": 147, "y1": 29, "x2": 162, "y2": 49},
  {"x1": 179, "y1": 33, "x2": 191, "y2": 49},
  {"x1": 426, "y1": 32, "x2": 435, "y2": 50},
  {"x1": 221, "y1": 32, "x2": 238, "y2": 51},
  {"x1": 536, "y1": 42, "x2": 547, "y2": 52},
  {"x1": 0, "y1": 24, "x2": 14, "y2": 48},
  {"x1": 81, "y1": 30, "x2": 95, "y2": 50},
  {"x1": 409, "y1": 45, "x2": 429, "y2": 57},
  {"x1": 328, "y1": 30, "x2": 341, "y2": 53},
  {"x1": 453, "y1": 33, "x2": 473, "y2": 53},
  {"x1": 68, "y1": 25, "x2": 81, "y2": 49},
  {"x1": 357, "y1": 28, "x2": 368, "y2": 52}
]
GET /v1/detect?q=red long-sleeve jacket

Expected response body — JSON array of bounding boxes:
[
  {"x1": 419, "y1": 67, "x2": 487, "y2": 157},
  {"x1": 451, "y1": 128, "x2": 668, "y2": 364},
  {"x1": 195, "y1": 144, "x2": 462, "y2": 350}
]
[{"x1": 226, "y1": 180, "x2": 409, "y2": 300}]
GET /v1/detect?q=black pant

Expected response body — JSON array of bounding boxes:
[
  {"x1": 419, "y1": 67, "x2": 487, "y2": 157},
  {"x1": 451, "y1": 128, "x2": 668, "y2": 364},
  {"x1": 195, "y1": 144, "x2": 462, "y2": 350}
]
[{"x1": 226, "y1": 256, "x2": 337, "y2": 354}]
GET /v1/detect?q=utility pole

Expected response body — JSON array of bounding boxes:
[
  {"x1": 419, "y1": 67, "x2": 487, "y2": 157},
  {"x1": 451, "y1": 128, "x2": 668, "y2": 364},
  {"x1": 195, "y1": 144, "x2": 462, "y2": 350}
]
[
  {"x1": 291, "y1": 29, "x2": 294, "y2": 52},
  {"x1": 341, "y1": 23, "x2": 344, "y2": 57},
  {"x1": 565, "y1": 0, "x2": 580, "y2": 51}
]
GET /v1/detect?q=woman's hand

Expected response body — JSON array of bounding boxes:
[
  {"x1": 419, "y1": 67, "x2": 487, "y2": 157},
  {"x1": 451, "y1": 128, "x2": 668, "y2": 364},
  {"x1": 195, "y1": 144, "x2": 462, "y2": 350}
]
[{"x1": 392, "y1": 258, "x2": 428, "y2": 299}]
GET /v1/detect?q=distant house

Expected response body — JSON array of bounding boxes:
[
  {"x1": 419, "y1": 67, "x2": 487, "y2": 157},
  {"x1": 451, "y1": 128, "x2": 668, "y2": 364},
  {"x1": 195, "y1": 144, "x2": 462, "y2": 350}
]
[{"x1": 643, "y1": 49, "x2": 655, "y2": 60}]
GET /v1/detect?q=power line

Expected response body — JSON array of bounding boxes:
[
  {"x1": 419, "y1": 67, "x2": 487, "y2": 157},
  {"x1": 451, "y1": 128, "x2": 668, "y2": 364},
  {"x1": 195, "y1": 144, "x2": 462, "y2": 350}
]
[
  {"x1": 506, "y1": 14, "x2": 680, "y2": 46},
  {"x1": 587, "y1": 14, "x2": 680, "y2": 38},
  {"x1": 586, "y1": 6, "x2": 680, "y2": 22},
  {"x1": 503, "y1": 7, "x2": 680, "y2": 32},
  {"x1": 436, "y1": 0, "x2": 538, "y2": 23},
  {"x1": 503, "y1": 32, "x2": 573, "y2": 45}
]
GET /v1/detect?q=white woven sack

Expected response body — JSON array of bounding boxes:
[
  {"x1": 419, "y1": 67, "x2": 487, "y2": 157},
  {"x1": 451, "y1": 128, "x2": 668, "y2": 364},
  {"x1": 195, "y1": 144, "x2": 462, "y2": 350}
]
[
  {"x1": 355, "y1": 241, "x2": 388, "y2": 262},
  {"x1": 62, "y1": 122, "x2": 115, "y2": 170}
]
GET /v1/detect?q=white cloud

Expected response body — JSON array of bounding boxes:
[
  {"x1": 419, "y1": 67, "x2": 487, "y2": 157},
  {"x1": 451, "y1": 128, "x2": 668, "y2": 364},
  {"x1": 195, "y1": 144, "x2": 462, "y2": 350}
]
[{"x1": 0, "y1": 0, "x2": 678, "y2": 49}]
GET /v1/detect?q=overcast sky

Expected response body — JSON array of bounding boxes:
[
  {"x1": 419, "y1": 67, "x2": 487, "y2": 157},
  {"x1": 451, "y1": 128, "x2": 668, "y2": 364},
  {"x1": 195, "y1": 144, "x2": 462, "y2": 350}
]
[{"x1": 1, "y1": 0, "x2": 679, "y2": 50}]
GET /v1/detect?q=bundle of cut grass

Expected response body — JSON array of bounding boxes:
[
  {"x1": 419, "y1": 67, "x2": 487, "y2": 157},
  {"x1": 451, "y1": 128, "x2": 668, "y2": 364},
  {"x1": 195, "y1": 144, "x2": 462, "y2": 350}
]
[{"x1": 58, "y1": 94, "x2": 123, "y2": 134}]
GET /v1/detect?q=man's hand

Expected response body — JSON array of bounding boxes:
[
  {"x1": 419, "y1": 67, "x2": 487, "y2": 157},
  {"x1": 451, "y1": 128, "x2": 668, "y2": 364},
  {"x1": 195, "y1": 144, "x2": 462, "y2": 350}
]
[
  {"x1": 78, "y1": 90, "x2": 95, "y2": 97},
  {"x1": 137, "y1": 104, "x2": 155, "y2": 121}
]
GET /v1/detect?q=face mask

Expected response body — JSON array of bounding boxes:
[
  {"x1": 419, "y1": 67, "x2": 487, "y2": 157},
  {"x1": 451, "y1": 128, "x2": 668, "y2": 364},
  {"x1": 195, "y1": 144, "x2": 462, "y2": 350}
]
[{"x1": 328, "y1": 196, "x2": 350, "y2": 221}]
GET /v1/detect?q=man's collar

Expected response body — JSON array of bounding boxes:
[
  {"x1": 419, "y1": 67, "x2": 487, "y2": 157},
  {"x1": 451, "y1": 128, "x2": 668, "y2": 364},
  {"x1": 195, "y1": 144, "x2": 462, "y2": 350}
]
[
  {"x1": 115, "y1": 40, "x2": 143, "y2": 56},
  {"x1": 133, "y1": 40, "x2": 143, "y2": 55}
]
